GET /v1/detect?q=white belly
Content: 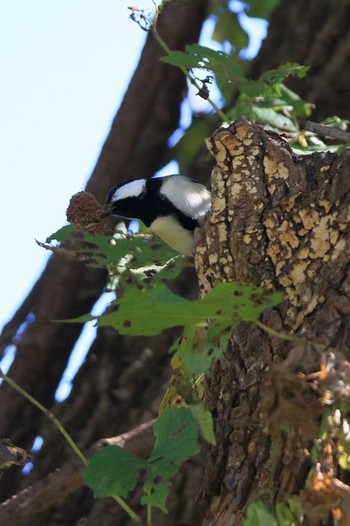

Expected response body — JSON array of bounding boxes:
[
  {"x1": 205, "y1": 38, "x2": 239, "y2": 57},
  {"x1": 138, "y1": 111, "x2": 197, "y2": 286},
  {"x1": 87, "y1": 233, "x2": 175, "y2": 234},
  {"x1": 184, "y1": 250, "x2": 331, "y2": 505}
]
[{"x1": 150, "y1": 216, "x2": 194, "y2": 256}]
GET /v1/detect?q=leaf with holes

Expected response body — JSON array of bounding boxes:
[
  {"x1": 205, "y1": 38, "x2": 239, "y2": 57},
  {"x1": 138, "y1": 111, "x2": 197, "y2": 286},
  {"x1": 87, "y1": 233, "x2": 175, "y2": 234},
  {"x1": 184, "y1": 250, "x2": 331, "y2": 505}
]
[
  {"x1": 39, "y1": 225, "x2": 178, "y2": 269},
  {"x1": 87, "y1": 282, "x2": 281, "y2": 336},
  {"x1": 142, "y1": 407, "x2": 200, "y2": 511},
  {"x1": 82, "y1": 446, "x2": 146, "y2": 498}
]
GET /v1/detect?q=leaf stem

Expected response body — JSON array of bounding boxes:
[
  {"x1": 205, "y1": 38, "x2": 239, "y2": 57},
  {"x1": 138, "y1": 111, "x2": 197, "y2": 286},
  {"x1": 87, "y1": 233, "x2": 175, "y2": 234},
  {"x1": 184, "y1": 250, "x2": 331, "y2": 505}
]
[
  {"x1": 152, "y1": 27, "x2": 231, "y2": 125},
  {"x1": 147, "y1": 504, "x2": 152, "y2": 526},
  {"x1": 0, "y1": 370, "x2": 88, "y2": 466},
  {"x1": 0, "y1": 369, "x2": 141, "y2": 522},
  {"x1": 113, "y1": 495, "x2": 141, "y2": 522},
  {"x1": 253, "y1": 320, "x2": 294, "y2": 341},
  {"x1": 134, "y1": 4, "x2": 230, "y2": 126}
]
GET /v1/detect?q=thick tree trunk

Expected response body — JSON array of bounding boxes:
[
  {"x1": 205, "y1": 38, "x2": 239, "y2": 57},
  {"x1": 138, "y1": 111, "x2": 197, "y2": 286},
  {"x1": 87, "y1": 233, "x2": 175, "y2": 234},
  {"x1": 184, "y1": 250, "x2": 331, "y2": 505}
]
[{"x1": 195, "y1": 117, "x2": 350, "y2": 525}]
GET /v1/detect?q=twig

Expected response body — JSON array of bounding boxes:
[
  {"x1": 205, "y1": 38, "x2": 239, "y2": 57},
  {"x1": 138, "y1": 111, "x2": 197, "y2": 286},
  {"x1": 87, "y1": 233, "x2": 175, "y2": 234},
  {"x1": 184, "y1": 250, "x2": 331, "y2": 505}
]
[
  {"x1": 0, "y1": 370, "x2": 142, "y2": 522},
  {"x1": 153, "y1": 28, "x2": 231, "y2": 125},
  {"x1": 0, "y1": 420, "x2": 155, "y2": 523},
  {"x1": 0, "y1": 370, "x2": 87, "y2": 466},
  {"x1": 305, "y1": 121, "x2": 350, "y2": 143},
  {"x1": 130, "y1": 5, "x2": 231, "y2": 125}
]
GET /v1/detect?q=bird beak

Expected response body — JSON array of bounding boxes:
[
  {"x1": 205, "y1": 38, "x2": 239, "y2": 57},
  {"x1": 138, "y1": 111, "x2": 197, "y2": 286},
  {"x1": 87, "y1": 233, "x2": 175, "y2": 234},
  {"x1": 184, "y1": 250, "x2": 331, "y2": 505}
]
[{"x1": 100, "y1": 202, "x2": 114, "y2": 218}]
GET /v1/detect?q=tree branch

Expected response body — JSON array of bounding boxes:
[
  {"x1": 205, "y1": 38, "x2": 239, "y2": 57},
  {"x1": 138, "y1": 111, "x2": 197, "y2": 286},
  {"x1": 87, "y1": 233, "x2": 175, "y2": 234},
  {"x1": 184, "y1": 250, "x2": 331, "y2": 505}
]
[{"x1": 0, "y1": 420, "x2": 155, "y2": 523}]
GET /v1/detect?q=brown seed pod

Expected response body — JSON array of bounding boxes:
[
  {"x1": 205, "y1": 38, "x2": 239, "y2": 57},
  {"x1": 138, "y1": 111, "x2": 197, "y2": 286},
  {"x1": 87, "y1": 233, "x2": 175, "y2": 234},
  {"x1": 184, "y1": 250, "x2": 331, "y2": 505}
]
[{"x1": 66, "y1": 191, "x2": 112, "y2": 235}]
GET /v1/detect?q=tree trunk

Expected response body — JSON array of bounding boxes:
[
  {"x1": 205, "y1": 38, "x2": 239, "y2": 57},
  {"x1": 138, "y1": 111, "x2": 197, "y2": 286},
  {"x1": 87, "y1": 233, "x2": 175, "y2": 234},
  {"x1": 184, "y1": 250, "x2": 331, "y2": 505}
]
[{"x1": 195, "y1": 117, "x2": 350, "y2": 525}]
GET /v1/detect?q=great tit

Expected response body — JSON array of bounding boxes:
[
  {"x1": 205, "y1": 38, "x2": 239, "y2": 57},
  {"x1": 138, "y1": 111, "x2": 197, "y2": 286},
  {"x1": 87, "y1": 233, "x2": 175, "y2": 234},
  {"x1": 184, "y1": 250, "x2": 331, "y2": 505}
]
[{"x1": 101, "y1": 175, "x2": 211, "y2": 256}]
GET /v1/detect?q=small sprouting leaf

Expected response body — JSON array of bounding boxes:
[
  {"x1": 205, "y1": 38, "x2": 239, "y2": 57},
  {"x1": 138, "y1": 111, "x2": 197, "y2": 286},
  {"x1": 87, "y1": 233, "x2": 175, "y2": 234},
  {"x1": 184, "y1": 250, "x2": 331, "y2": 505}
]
[
  {"x1": 291, "y1": 142, "x2": 349, "y2": 155},
  {"x1": 141, "y1": 480, "x2": 170, "y2": 513},
  {"x1": 280, "y1": 85, "x2": 313, "y2": 119},
  {"x1": 261, "y1": 63, "x2": 309, "y2": 85},
  {"x1": 82, "y1": 446, "x2": 146, "y2": 498}
]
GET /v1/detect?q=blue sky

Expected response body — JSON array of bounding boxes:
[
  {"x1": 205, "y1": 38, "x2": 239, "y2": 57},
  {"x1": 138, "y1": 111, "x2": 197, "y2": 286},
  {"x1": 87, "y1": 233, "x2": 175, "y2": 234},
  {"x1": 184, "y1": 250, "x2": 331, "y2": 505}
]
[{"x1": 1, "y1": 1, "x2": 146, "y2": 335}]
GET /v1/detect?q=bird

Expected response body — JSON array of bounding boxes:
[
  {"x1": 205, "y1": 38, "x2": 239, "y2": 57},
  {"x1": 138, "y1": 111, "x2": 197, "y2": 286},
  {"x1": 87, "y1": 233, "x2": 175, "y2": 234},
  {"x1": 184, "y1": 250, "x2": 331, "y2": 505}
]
[{"x1": 101, "y1": 175, "x2": 211, "y2": 256}]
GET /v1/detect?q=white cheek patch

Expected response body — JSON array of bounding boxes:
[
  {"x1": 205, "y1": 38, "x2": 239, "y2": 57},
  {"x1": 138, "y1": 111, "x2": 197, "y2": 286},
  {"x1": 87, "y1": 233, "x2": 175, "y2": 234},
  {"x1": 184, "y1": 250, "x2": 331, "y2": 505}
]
[
  {"x1": 113, "y1": 179, "x2": 146, "y2": 202},
  {"x1": 160, "y1": 176, "x2": 211, "y2": 223}
]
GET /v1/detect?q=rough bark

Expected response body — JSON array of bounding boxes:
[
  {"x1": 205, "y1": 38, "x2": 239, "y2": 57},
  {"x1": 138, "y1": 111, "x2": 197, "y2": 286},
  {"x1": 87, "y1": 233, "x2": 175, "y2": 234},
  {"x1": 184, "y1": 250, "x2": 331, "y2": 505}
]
[{"x1": 195, "y1": 117, "x2": 350, "y2": 525}]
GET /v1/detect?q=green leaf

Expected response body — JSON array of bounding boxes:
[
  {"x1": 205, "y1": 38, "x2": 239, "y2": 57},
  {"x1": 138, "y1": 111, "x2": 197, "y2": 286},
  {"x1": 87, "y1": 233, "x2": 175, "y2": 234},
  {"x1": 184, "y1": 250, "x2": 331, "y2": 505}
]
[
  {"x1": 97, "y1": 285, "x2": 188, "y2": 335},
  {"x1": 171, "y1": 323, "x2": 232, "y2": 375},
  {"x1": 142, "y1": 407, "x2": 200, "y2": 511},
  {"x1": 82, "y1": 446, "x2": 146, "y2": 498},
  {"x1": 148, "y1": 407, "x2": 200, "y2": 479},
  {"x1": 239, "y1": 64, "x2": 309, "y2": 100},
  {"x1": 244, "y1": 501, "x2": 278, "y2": 526},
  {"x1": 159, "y1": 49, "x2": 200, "y2": 68},
  {"x1": 275, "y1": 502, "x2": 297, "y2": 526},
  {"x1": 190, "y1": 403, "x2": 216, "y2": 445},
  {"x1": 291, "y1": 143, "x2": 349, "y2": 155},
  {"x1": 239, "y1": 79, "x2": 276, "y2": 98},
  {"x1": 212, "y1": 9, "x2": 249, "y2": 51},
  {"x1": 252, "y1": 107, "x2": 298, "y2": 132},
  {"x1": 141, "y1": 480, "x2": 170, "y2": 513},
  {"x1": 40, "y1": 225, "x2": 178, "y2": 269},
  {"x1": 260, "y1": 63, "x2": 309, "y2": 85},
  {"x1": 94, "y1": 282, "x2": 281, "y2": 336},
  {"x1": 203, "y1": 282, "x2": 281, "y2": 320},
  {"x1": 169, "y1": 284, "x2": 279, "y2": 377},
  {"x1": 247, "y1": 0, "x2": 281, "y2": 19},
  {"x1": 161, "y1": 43, "x2": 244, "y2": 79}
]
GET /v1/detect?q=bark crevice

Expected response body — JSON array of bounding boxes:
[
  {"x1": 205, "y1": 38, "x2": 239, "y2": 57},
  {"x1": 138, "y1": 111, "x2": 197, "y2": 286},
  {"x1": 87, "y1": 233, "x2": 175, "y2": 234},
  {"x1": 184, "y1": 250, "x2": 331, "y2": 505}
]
[{"x1": 196, "y1": 117, "x2": 350, "y2": 524}]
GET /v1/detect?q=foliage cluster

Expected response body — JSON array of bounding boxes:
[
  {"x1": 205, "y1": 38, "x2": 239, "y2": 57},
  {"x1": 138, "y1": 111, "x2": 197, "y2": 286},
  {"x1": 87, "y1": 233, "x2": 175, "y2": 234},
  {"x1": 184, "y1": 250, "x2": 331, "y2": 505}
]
[{"x1": 41, "y1": 225, "x2": 281, "y2": 520}]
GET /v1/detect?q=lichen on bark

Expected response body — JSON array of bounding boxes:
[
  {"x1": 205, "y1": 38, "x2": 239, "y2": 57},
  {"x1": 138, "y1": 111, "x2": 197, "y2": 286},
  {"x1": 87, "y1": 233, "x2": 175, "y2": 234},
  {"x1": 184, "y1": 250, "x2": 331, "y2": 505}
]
[{"x1": 195, "y1": 117, "x2": 350, "y2": 525}]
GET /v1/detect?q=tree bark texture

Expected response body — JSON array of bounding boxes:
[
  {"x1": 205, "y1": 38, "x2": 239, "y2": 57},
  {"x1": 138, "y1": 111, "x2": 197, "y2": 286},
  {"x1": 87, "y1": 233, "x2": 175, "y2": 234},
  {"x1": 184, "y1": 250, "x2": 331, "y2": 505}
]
[{"x1": 195, "y1": 116, "x2": 350, "y2": 525}]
